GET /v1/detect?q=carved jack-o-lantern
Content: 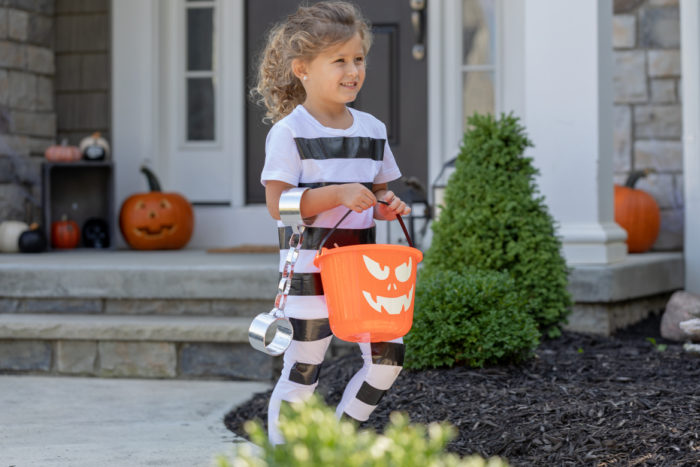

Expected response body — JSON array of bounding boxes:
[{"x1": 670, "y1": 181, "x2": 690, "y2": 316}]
[
  {"x1": 316, "y1": 244, "x2": 422, "y2": 343},
  {"x1": 119, "y1": 167, "x2": 194, "y2": 250}
]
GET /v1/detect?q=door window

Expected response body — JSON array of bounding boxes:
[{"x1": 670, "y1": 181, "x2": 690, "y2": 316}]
[
  {"x1": 185, "y1": 0, "x2": 217, "y2": 142},
  {"x1": 462, "y1": 0, "x2": 498, "y2": 130}
]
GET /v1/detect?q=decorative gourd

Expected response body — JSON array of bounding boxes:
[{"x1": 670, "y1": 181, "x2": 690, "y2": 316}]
[
  {"x1": 45, "y1": 139, "x2": 81, "y2": 162},
  {"x1": 119, "y1": 166, "x2": 194, "y2": 250},
  {"x1": 51, "y1": 215, "x2": 80, "y2": 249},
  {"x1": 614, "y1": 169, "x2": 661, "y2": 253},
  {"x1": 19, "y1": 223, "x2": 47, "y2": 253},
  {"x1": 79, "y1": 132, "x2": 110, "y2": 161},
  {"x1": 0, "y1": 221, "x2": 29, "y2": 252}
]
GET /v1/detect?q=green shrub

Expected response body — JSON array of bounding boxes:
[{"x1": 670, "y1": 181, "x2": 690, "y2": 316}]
[
  {"x1": 404, "y1": 269, "x2": 540, "y2": 369},
  {"x1": 424, "y1": 113, "x2": 571, "y2": 338},
  {"x1": 215, "y1": 395, "x2": 509, "y2": 467}
]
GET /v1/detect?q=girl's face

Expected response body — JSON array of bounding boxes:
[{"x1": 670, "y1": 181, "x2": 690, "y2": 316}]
[{"x1": 299, "y1": 32, "x2": 366, "y2": 110}]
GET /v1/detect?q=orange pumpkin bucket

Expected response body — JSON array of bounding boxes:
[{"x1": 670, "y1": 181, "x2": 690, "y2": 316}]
[{"x1": 313, "y1": 203, "x2": 423, "y2": 343}]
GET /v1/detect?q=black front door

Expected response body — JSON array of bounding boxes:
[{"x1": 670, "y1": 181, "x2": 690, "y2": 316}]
[{"x1": 245, "y1": 0, "x2": 428, "y2": 204}]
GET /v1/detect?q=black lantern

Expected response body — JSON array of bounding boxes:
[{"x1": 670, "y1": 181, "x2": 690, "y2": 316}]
[
  {"x1": 432, "y1": 157, "x2": 457, "y2": 220},
  {"x1": 387, "y1": 176, "x2": 431, "y2": 249}
]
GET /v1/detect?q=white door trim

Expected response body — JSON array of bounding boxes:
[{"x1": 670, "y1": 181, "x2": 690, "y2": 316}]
[
  {"x1": 427, "y1": 0, "x2": 463, "y2": 209},
  {"x1": 112, "y1": 0, "x2": 161, "y2": 248},
  {"x1": 427, "y1": 0, "x2": 514, "y2": 199}
]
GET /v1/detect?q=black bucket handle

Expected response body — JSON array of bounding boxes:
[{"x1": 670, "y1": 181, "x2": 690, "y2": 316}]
[{"x1": 318, "y1": 200, "x2": 413, "y2": 253}]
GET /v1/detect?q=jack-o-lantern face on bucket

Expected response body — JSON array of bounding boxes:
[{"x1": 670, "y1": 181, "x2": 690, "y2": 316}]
[
  {"x1": 360, "y1": 254, "x2": 415, "y2": 315},
  {"x1": 314, "y1": 243, "x2": 422, "y2": 342}
]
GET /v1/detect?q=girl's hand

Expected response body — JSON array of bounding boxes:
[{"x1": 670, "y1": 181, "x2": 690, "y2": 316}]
[
  {"x1": 375, "y1": 191, "x2": 411, "y2": 220},
  {"x1": 336, "y1": 183, "x2": 377, "y2": 213}
]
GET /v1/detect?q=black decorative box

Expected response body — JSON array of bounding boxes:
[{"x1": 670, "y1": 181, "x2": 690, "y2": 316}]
[{"x1": 41, "y1": 161, "x2": 115, "y2": 250}]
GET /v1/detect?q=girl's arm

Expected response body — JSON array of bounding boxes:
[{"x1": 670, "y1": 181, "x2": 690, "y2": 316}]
[
  {"x1": 265, "y1": 180, "x2": 378, "y2": 220},
  {"x1": 372, "y1": 183, "x2": 411, "y2": 220}
]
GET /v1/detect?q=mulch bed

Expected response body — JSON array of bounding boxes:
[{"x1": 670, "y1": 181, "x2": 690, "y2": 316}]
[{"x1": 224, "y1": 314, "x2": 700, "y2": 466}]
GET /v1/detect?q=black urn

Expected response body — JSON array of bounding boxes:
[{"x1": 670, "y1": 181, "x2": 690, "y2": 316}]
[{"x1": 82, "y1": 218, "x2": 110, "y2": 248}]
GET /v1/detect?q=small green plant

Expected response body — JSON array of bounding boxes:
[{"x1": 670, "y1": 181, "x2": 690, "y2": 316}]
[
  {"x1": 215, "y1": 395, "x2": 509, "y2": 467},
  {"x1": 577, "y1": 347, "x2": 584, "y2": 354},
  {"x1": 424, "y1": 113, "x2": 572, "y2": 338},
  {"x1": 404, "y1": 269, "x2": 540, "y2": 369},
  {"x1": 646, "y1": 337, "x2": 667, "y2": 352}
]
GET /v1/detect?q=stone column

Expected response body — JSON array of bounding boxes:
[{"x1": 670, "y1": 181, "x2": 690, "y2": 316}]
[
  {"x1": 681, "y1": 0, "x2": 700, "y2": 293},
  {"x1": 0, "y1": 1, "x2": 56, "y2": 224},
  {"x1": 55, "y1": 0, "x2": 110, "y2": 145},
  {"x1": 523, "y1": 0, "x2": 627, "y2": 265}
]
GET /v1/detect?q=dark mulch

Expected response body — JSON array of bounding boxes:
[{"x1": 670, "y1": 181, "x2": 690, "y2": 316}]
[{"x1": 224, "y1": 314, "x2": 700, "y2": 466}]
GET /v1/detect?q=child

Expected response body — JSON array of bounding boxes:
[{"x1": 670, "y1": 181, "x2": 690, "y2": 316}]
[{"x1": 253, "y1": 1, "x2": 411, "y2": 444}]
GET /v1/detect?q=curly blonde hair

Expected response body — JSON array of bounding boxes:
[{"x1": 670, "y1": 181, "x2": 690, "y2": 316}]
[{"x1": 251, "y1": 1, "x2": 372, "y2": 124}]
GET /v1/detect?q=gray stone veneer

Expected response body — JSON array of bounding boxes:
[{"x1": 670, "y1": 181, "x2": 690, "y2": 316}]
[
  {"x1": 0, "y1": 0, "x2": 56, "y2": 224},
  {"x1": 613, "y1": 0, "x2": 683, "y2": 250},
  {"x1": 0, "y1": 338, "x2": 277, "y2": 380}
]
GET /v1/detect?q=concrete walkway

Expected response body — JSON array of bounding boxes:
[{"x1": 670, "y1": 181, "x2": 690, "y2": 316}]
[{"x1": 0, "y1": 375, "x2": 270, "y2": 466}]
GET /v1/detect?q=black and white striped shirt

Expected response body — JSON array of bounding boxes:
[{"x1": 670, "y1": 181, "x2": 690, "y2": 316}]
[{"x1": 261, "y1": 105, "x2": 401, "y2": 295}]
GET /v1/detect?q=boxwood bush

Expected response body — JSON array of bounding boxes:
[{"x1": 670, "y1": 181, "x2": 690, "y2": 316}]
[
  {"x1": 423, "y1": 113, "x2": 571, "y2": 338},
  {"x1": 217, "y1": 395, "x2": 509, "y2": 467},
  {"x1": 404, "y1": 269, "x2": 540, "y2": 369}
]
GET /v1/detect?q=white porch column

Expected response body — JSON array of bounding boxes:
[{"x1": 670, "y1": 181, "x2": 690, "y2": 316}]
[
  {"x1": 681, "y1": 0, "x2": 700, "y2": 293},
  {"x1": 523, "y1": 0, "x2": 627, "y2": 265}
]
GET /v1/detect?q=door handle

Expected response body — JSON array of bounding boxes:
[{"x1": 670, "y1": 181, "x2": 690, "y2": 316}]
[{"x1": 410, "y1": 0, "x2": 426, "y2": 61}]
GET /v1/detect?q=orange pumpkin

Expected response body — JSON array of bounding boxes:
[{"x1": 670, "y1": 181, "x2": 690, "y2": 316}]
[
  {"x1": 45, "y1": 139, "x2": 81, "y2": 162},
  {"x1": 119, "y1": 167, "x2": 194, "y2": 250},
  {"x1": 614, "y1": 169, "x2": 660, "y2": 253},
  {"x1": 51, "y1": 215, "x2": 80, "y2": 249}
]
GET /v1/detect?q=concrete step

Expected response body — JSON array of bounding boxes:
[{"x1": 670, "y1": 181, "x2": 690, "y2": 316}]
[
  {"x1": 0, "y1": 296, "x2": 271, "y2": 317},
  {"x1": 0, "y1": 251, "x2": 358, "y2": 381},
  {"x1": 565, "y1": 252, "x2": 684, "y2": 335},
  {"x1": 0, "y1": 313, "x2": 353, "y2": 381},
  {"x1": 0, "y1": 313, "x2": 275, "y2": 380},
  {"x1": 0, "y1": 250, "x2": 280, "y2": 300},
  {"x1": 0, "y1": 250, "x2": 686, "y2": 338},
  {"x1": 0, "y1": 250, "x2": 279, "y2": 317},
  {"x1": 0, "y1": 313, "x2": 250, "y2": 342}
]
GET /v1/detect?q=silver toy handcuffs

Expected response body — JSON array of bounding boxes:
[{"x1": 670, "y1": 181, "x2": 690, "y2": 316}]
[{"x1": 248, "y1": 187, "x2": 309, "y2": 356}]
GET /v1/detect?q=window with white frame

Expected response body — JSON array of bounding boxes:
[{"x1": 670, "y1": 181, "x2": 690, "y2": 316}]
[
  {"x1": 185, "y1": 0, "x2": 217, "y2": 142},
  {"x1": 462, "y1": 0, "x2": 498, "y2": 130}
]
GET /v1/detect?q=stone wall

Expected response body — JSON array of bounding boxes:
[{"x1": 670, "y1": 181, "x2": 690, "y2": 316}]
[
  {"x1": 0, "y1": 0, "x2": 110, "y2": 226},
  {"x1": 613, "y1": 0, "x2": 683, "y2": 250},
  {"x1": 0, "y1": 0, "x2": 55, "y2": 224},
  {"x1": 54, "y1": 0, "x2": 109, "y2": 145}
]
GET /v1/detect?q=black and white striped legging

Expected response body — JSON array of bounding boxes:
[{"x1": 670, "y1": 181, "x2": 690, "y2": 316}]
[{"x1": 268, "y1": 225, "x2": 404, "y2": 445}]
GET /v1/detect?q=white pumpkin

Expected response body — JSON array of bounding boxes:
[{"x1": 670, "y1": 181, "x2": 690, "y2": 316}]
[
  {"x1": 79, "y1": 132, "x2": 111, "y2": 161},
  {"x1": 0, "y1": 221, "x2": 30, "y2": 253}
]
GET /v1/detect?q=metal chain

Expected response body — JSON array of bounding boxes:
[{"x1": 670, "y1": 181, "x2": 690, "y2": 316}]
[{"x1": 273, "y1": 225, "x2": 305, "y2": 315}]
